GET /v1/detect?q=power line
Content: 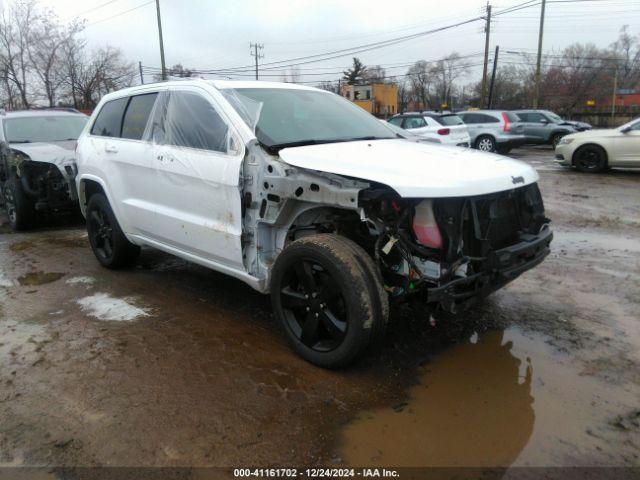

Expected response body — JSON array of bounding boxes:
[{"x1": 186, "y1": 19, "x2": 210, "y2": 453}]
[
  {"x1": 64, "y1": 0, "x2": 122, "y2": 20},
  {"x1": 85, "y1": 0, "x2": 154, "y2": 27}
]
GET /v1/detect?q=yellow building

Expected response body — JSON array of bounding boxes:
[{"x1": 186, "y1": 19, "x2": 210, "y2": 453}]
[{"x1": 340, "y1": 83, "x2": 398, "y2": 117}]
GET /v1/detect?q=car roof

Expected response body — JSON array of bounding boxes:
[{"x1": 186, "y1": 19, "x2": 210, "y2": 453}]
[
  {"x1": 3, "y1": 109, "x2": 87, "y2": 118},
  {"x1": 99, "y1": 78, "x2": 324, "y2": 102}
]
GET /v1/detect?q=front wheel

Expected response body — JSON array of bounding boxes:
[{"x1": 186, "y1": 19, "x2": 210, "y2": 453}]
[
  {"x1": 270, "y1": 234, "x2": 387, "y2": 369},
  {"x1": 476, "y1": 135, "x2": 496, "y2": 152},
  {"x1": 86, "y1": 193, "x2": 140, "y2": 268},
  {"x1": 3, "y1": 177, "x2": 35, "y2": 231},
  {"x1": 573, "y1": 145, "x2": 607, "y2": 173},
  {"x1": 550, "y1": 133, "x2": 564, "y2": 148}
]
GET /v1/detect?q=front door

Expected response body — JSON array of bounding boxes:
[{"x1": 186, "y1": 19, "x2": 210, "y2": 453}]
[
  {"x1": 148, "y1": 88, "x2": 245, "y2": 270},
  {"x1": 612, "y1": 121, "x2": 640, "y2": 165}
]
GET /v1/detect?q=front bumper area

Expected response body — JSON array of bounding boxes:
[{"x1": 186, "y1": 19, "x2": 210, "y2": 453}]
[{"x1": 425, "y1": 227, "x2": 553, "y2": 312}]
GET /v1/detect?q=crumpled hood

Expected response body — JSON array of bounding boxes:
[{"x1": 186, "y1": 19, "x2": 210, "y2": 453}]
[
  {"x1": 279, "y1": 139, "x2": 539, "y2": 198},
  {"x1": 9, "y1": 141, "x2": 76, "y2": 169}
]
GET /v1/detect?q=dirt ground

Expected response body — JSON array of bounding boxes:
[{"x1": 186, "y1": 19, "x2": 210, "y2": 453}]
[{"x1": 0, "y1": 147, "x2": 638, "y2": 474}]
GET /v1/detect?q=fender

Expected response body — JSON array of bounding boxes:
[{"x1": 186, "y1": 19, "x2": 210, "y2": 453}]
[{"x1": 77, "y1": 174, "x2": 126, "y2": 226}]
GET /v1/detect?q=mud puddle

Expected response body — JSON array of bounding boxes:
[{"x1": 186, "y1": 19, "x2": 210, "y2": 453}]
[
  {"x1": 338, "y1": 328, "x2": 639, "y2": 467},
  {"x1": 17, "y1": 271, "x2": 66, "y2": 286}
]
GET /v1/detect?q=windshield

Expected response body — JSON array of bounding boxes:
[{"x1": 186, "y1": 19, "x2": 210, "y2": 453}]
[
  {"x1": 222, "y1": 87, "x2": 396, "y2": 150},
  {"x1": 4, "y1": 115, "x2": 88, "y2": 143},
  {"x1": 544, "y1": 111, "x2": 563, "y2": 123},
  {"x1": 435, "y1": 114, "x2": 464, "y2": 126}
]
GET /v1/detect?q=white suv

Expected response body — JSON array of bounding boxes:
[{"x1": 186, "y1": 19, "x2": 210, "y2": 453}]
[{"x1": 76, "y1": 80, "x2": 552, "y2": 368}]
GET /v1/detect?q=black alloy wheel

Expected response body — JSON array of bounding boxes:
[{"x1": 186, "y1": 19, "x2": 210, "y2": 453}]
[
  {"x1": 574, "y1": 145, "x2": 607, "y2": 173},
  {"x1": 280, "y1": 258, "x2": 348, "y2": 352}
]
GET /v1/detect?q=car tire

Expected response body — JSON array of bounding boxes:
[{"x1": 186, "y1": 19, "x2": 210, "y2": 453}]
[
  {"x1": 270, "y1": 234, "x2": 386, "y2": 368},
  {"x1": 573, "y1": 145, "x2": 607, "y2": 173},
  {"x1": 3, "y1": 177, "x2": 35, "y2": 231},
  {"x1": 476, "y1": 135, "x2": 496, "y2": 152},
  {"x1": 550, "y1": 133, "x2": 564, "y2": 148},
  {"x1": 86, "y1": 193, "x2": 140, "y2": 269}
]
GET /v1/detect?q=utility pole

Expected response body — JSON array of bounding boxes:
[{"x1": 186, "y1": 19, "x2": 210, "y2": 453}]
[
  {"x1": 138, "y1": 61, "x2": 144, "y2": 85},
  {"x1": 611, "y1": 67, "x2": 618, "y2": 121},
  {"x1": 250, "y1": 43, "x2": 264, "y2": 80},
  {"x1": 480, "y1": 2, "x2": 492, "y2": 108},
  {"x1": 155, "y1": 0, "x2": 167, "y2": 80},
  {"x1": 488, "y1": 46, "x2": 499, "y2": 109},
  {"x1": 534, "y1": 0, "x2": 547, "y2": 108}
]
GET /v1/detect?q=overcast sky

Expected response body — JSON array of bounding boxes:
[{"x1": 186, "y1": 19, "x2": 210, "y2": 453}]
[{"x1": 29, "y1": 0, "x2": 640, "y2": 85}]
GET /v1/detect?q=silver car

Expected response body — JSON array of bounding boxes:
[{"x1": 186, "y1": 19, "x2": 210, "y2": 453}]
[
  {"x1": 458, "y1": 110, "x2": 528, "y2": 154},
  {"x1": 513, "y1": 110, "x2": 578, "y2": 148}
]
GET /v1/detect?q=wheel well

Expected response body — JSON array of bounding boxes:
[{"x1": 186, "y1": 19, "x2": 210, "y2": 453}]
[
  {"x1": 571, "y1": 143, "x2": 608, "y2": 166},
  {"x1": 80, "y1": 179, "x2": 105, "y2": 208}
]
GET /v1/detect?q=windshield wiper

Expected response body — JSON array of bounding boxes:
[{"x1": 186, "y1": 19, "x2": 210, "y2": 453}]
[{"x1": 10, "y1": 140, "x2": 31, "y2": 143}]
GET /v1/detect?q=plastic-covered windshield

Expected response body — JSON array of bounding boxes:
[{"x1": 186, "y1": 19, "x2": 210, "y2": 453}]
[{"x1": 220, "y1": 87, "x2": 396, "y2": 150}]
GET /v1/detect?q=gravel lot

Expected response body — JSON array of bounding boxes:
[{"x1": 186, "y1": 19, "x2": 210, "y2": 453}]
[{"x1": 0, "y1": 146, "x2": 638, "y2": 471}]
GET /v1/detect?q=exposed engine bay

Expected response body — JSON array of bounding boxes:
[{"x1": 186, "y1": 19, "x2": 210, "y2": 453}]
[{"x1": 240, "y1": 142, "x2": 552, "y2": 312}]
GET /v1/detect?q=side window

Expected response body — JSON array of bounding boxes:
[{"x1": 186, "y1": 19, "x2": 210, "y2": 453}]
[
  {"x1": 90, "y1": 97, "x2": 129, "y2": 137},
  {"x1": 528, "y1": 112, "x2": 546, "y2": 123},
  {"x1": 388, "y1": 117, "x2": 403, "y2": 127},
  {"x1": 477, "y1": 114, "x2": 500, "y2": 124},
  {"x1": 162, "y1": 91, "x2": 229, "y2": 152},
  {"x1": 121, "y1": 93, "x2": 158, "y2": 140},
  {"x1": 460, "y1": 113, "x2": 478, "y2": 124},
  {"x1": 403, "y1": 117, "x2": 427, "y2": 129},
  {"x1": 517, "y1": 113, "x2": 529, "y2": 122}
]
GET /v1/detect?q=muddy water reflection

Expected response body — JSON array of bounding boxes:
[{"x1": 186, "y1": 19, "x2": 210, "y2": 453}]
[{"x1": 341, "y1": 330, "x2": 535, "y2": 467}]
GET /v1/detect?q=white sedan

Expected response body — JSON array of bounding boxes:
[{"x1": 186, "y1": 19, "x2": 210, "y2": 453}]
[{"x1": 555, "y1": 118, "x2": 640, "y2": 172}]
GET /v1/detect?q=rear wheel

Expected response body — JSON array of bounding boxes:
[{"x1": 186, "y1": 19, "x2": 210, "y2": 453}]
[
  {"x1": 3, "y1": 177, "x2": 35, "y2": 231},
  {"x1": 476, "y1": 135, "x2": 496, "y2": 152},
  {"x1": 86, "y1": 193, "x2": 140, "y2": 268},
  {"x1": 573, "y1": 145, "x2": 607, "y2": 173},
  {"x1": 270, "y1": 234, "x2": 386, "y2": 368}
]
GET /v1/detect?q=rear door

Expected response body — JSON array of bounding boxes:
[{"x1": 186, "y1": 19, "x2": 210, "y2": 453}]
[
  {"x1": 89, "y1": 93, "x2": 159, "y2": 235},
  {"x1": 521, "y1": 111, "x2": 548, "y2": 141},
  {"x1": 403, "y1": 116, "x2": 437, "y2": 140},
  {"x1": 149, "y1": 87, "x2": 245, "y2": 270}
]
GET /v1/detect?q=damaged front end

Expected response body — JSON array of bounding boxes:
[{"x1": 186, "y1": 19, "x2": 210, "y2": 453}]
[
  {"x1": 2, "y1": 145, "x2": 79, "y2": 213},
  {"x1": 360, "y1": 183, "x2": 552, "y2": 313}
]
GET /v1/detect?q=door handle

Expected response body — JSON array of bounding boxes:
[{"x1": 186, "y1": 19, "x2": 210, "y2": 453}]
[{"x1": 105, "y1": 145, "x2": 118, "y2": 153}]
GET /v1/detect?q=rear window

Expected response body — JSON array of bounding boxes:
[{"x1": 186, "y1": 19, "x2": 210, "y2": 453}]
[
  {"x1": 121, "y1": 93, "x2": 158, "y2": 140},
  {"x1": 504, "y1": 112, "x2": 520, "y2": 123},
  {"x1": 435, "y1": 114, "x2": 464, "y2": 126},
  {"x1": 91, "y1": 97, "x2": 129, "y2": 137}
]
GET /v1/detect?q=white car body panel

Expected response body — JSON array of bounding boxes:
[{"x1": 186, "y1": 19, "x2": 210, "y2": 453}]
[
  {"x1": 407, "y1": 123, "x2": 471, "y2": 146},
  {"x1": 555, "y1": 119, "x2": 640, "y2": 167},
  {"x1": 279, "y1": 139, "x2": 538, "y2": 198}
]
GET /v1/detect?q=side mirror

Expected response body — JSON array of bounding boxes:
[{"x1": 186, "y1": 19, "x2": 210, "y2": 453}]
[
  {"x1": 620, "y1": 126, "x2": 632, "y2": 134},
  {"x1": 540, "y1": 118, "x2": 549, "y2": 124}
]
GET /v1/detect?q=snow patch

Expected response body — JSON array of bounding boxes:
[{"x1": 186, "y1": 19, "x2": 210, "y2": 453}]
[
  {"x1": 77, "y1": 293, "x2": 150, "y2": 322},
  {"x1": 0, "y1": 270, "x2": 16, "y2": 287},
  {"x1": 66, "y1": 276, "x2": 95, "y2": 285}
]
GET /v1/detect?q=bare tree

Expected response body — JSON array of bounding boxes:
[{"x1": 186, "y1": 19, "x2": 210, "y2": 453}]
[
  {"x1": 407, "y1": 60, "x2": 431, "y2": 110},
  {"x1": 431, "y1": 53, "x2": 471, "y2": 107},
  {"x1": 0, "y1": 0, "x2": 38, "y2": 108},
  {"x1": 610, "y1": 25, "x2": 640, "y2": 90},
  {"x1": 364, "y1": 65, "x2": 386, "y2": 83}
]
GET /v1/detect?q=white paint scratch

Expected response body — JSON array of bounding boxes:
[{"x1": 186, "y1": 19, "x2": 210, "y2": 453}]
[{"x1": 77, "y1": 293, "x2": 150, "y2": 322}]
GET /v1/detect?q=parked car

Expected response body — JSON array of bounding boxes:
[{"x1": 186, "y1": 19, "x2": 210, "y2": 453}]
[
  {"x1": 387, "y1": 112, "x2": 470, "y2": 147},
  {"x1": 555, "y1": 117, "x2": 640, "y2": 172},
  {"x1": 458, "y1": 110, "x2": 527, "y2": 153},
  {"x1": 513, "y1": 110, "x2": 578, "y2": 147},
  {"x1": 0, "y1": 109, "x2": 89, "y2": 230},
  {"x1": 76, "y1": 80, "x2": 552, "y2": 368},
  {"x1": 380, "y1": 120, "x2": 441, "y2": 144}
]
